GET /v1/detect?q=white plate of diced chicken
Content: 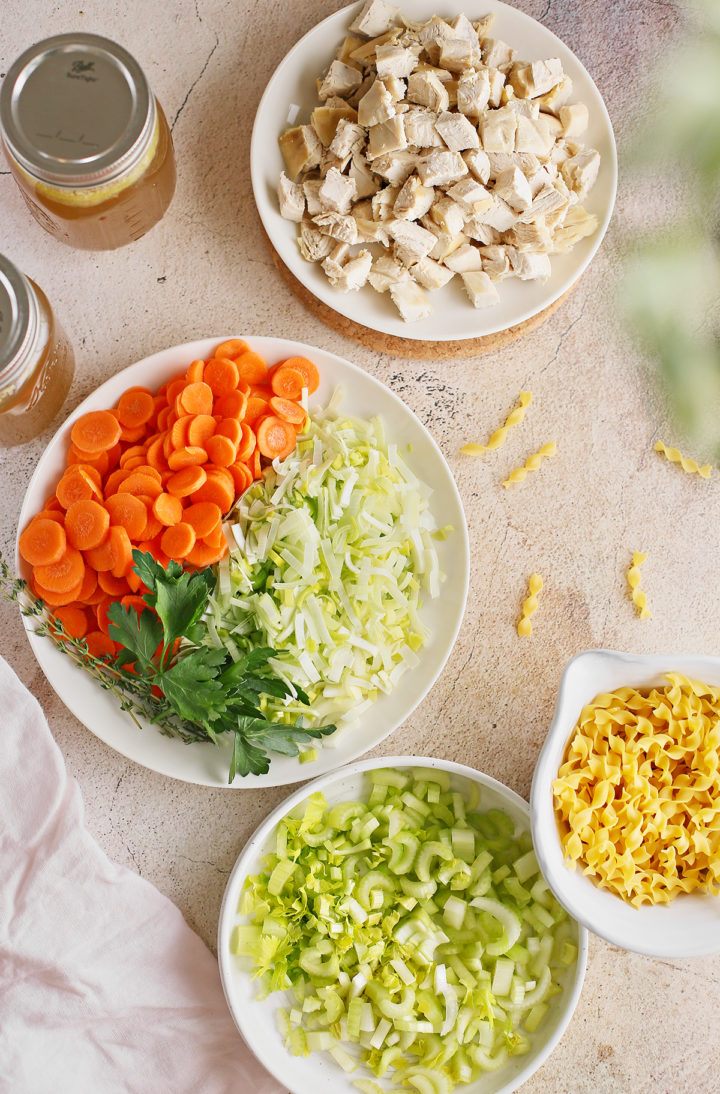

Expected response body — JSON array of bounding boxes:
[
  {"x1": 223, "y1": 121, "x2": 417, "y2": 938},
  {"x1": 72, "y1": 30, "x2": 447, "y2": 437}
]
[{"x1": 252, "y1": 0, "x2": 616, "y2": 339}]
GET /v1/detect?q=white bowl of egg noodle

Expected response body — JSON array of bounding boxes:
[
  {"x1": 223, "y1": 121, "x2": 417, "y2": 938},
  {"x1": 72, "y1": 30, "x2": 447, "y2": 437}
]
[{"x1": 530, "y1": 649, "x2": 720, "y2": 957}]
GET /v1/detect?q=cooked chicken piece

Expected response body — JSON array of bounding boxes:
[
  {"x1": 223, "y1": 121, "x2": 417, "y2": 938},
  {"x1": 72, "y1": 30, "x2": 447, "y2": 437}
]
[
  {"x1": 388, "y1": 219, "x2": 437, "y2": 264},
  {"x1": 416, "y1": 150, "x2": 468, "y2": 186},
  {"x1": 463, "y1": 217, "x2": 501, "y2": 245},
  {"x1": 482, "y1": 38, "x2": 516, "y2": 71},
  {"x1": 515, "y1": 114, "x2": 556, "y2": 155},
  {"x1": 279, "y1": 124, "x2": 323, "y2": 178},
  {"x1": 507, "y1": 248, "x2": 552, "y2": 280},
  {"x1": 350, "y1": 29, "x2": 402, "y2": 66},
  {"x1": 380, "y1": 74, "x2": 407, "y2": 101},
  {"x1": 347, "y1": 73, "x2": 375, "y2": 109},
  {"x1": 479, "y1": 107, "x2": 517, "y2": 154},
  {"x1": 372, "y1": 184, "x2": 400, "y2": 220},
  {"x1": 505, "y1": 97, "x2": 540, "y2": 119},
  {"x1": 446, "y1": 176, "x2": 493, "y2": 214},
  {"x1": 473, "y1": 14, "x2": 496, "y2": 38},
  {"x1": 319, "y1": 60, "x2": 364, "y2": 101},
  {"x1": 451, "y1": 13, "x2": 480, "y2": 43},
  {"x1": 318, "y1": 167, "x2": 358, "y2": 213},
  {"x1": 297, "y1": 221, "x2": 335, "y2": 262},
  {"x1": 278, "y1": 172, "x2": 306, "y2": 222},
  {"x1": 394, "y1": 175, "x2": 435, "y2": 220},
  {"x1": 486, "y1": 67, "x2": 507, "y2": 108},
  {"x1": 438, "y1": 37, "x2": 481, "y2": 74},
  {"x1": 337, "y1": 35, "x2": 365, "y2": 67},
  {"x1": 410, "y1": 255, "x2": 455, "y2": 289},
  {"x1": 357, "y1": 79, "x2": 396, "y2": 127},
  {"x1": 350, "y1": 0, "x2": 400, "y2": 38},
  {"x1": 311, "y1": 105, "x2": 359, "y2": 145},
  {"x1": 367, "y1": 115, "x2": 407, "y2": 159},
  {"x1": 390, "y1": 278, "x2": 433, "y2": 321},
  {"x1": 561, "y1": 148, "x2": 600, "y2": 199},
  {"x1": 376, "y1": 43, "x2": 421, "y2": 78},
  {"x1": 434, "y1": 110, "x2": 480, "y2": 151},
  {"x1": 430, "y1": 195, "x2": 467, "y2": 235},
  {"x1": 456, "y1": 69, "x2": 491, "y2": 117},
  {"x1": 559, "y1": 102, "x2": 589, "y2": 137},
  {"x1": 404, "y1": 106, "x2": 445, "y2": 147},
  {"x1": 478, "y1": 244, "x2": 512, "y2": 278},
  {"x1": 425, "y1": 225, "x2": 467, "y2": 261},
  {"x1": 321, "y1": 242, "x2": 351, "y2": 284},
  {"x1": 462, "y1": 148, "x2": 491, "y2": 184},
  {"x1": 550, "y1": 139, "x2": 573, "y2": 167},
  {"x1": 486, "y1": 151, "x2": 540, "y2": 179},
  {"x1": 368, "y1": 254, "x2": 410, "y2": 292},
  {"x1": 509, "y1": 58, "x2": 563, "y2": 99},
  {"x1": 526, "y1": 163, "x2": 557, "y2": 194},
  {"x1": 302, "y1": 178, "x2": 324, "y2": 215},
  {"x1": 535, "y1": 75, "x2": 573, "y2": 114},
  {"x1": 329, "y1": 119, "x2": 366, "y2": 160},
  {"x1": 406, "y1": 71, "x2": 450, "y2": 112},
  {"x1": 323, "y1": 246, "x2": 373, "y2": 290},
  {"x1": 504, "y1": 218, "x2": 552, "y2": 251},
  {"x1": 413, "y1": 61, "x2": 454, "y2": 83},
  {"x1": 493, "y1": 166, "x2": 532, "y2": 212},
  {"x1": 443, "y1": 243, "x2": 483, "y2": 272},
  {"x1": 353, "y1": 214, "x2": 391, "y2": 244},
  {"x1": 349, "y1": 151, "x2": 378, "y2": 198},
  {"x1": 313, "y1": 211, "x2": 359, "y2": 244},
  {"x1": 551, "y1": 205, "x2": 598, "y2": 252},
  {"x1": 416, "y1": 17, "x2": 456, "y2": 65},
  {"x1": 460, "y1": 270, "x2": 500, "y2": 307},
  {"x1": 520, "y1": 176, "x2": 573, "y2": 222},
  {"x1": 371, "y1": 149, "x2": 418, "y2": 185},
  {"x1": 473, "y1": 194, "x2": 518, "y2": 232}
]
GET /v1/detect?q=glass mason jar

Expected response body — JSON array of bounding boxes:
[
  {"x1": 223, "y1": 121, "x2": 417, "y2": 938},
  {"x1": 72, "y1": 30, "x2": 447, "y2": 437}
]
[
  {"x1": 0, "y1": 255, "x2": 75, "y2": 445},
  {"x1": 0, "y1": 33, "x2": 176, "y2": 250}
]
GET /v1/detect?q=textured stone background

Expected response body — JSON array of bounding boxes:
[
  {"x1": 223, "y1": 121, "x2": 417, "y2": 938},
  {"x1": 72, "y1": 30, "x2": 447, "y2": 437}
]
[{"x1": 2, "y1": 2, "x2": 719, "y2": 1091}]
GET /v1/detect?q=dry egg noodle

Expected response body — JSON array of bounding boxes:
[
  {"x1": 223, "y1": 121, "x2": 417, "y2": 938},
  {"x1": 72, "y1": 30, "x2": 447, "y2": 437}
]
[{"x1": 552, "y1": 674, "x2": 720, "y2": 907}]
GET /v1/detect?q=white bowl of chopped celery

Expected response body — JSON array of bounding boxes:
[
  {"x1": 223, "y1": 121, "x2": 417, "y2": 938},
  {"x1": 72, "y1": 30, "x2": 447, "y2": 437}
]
[
  {"x1": 531, "y1": 649, "x2": 720, "y2": 958},
  {"x1": 219, "y1": 756, "x2": 587, "y2": 1093}
]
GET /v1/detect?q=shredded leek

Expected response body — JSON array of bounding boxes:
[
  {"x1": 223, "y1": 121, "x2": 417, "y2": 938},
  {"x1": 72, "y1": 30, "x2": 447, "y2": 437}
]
[
  {"x1": 232, "y1": 769, "x2": 578, "y2": 1089},
  {"x1": 208, "y1": 398, "x2": 446, "y2": 738}
]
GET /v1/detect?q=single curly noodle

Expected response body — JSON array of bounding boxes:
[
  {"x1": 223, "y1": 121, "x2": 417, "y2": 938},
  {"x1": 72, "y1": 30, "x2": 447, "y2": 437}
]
[
  {"x1": 461, "y1": 390, "x2": 532, "y2": 456},
  {"x1": 502, "y1": 441, "x2": 556, "y2": 487},
  {"x1": 517, "y1": 572, "x2": 543, "y2": 637}
]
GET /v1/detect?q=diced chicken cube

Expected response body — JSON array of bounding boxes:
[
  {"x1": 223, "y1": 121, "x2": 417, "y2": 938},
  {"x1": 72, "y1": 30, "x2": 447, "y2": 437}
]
[
  {"x1": 325, "y1": 248, "x2": 374, "y2": 291},
  {"x1": 493, "y1": 166, "x2": 532, "y2": 212},
  {"x1": 456, "y1": 69, "x2": 491, "y2": 117},
  {"x1": 473, "y1": 195, "x2": 518, "y2": 231},
  {"x1": 515, "y1": 114, "x2": 555, "y2": 155},
  {"x1": 329, "y1": 119, "x2": 366, "y2": 160},
  {"x1": 559, "y1": 102, "x2": 589, "y2": 137},
  {"x1": 416, "y1": 17, "x2": 456, "y2": 65},
  {"x1": 279, "y1": 124, "x2": 323, "y2": 178},
  {"x1": 479, "y1": 244, "x2": 512, "y2": 278},
  {"x1": 372, "y1": 185, "x2": 400, "y2": 220},
  {"x1": 535, "y1": 75, "x2": 573, "y2": 114},
  {"x1": 410, "y1": 255, "x2": 455, "y2": 289},
  {"x1": 430, "y1": 196, "x2": 466, "y2": 235},
  {"x1": 298, "y1": 221, "x2": 335, "y2": 262},
  {"x1": 367, "y1": 115, "x2": 407, "y2": 159},
  {"x1": 486, "y1": 67, "x2": 507, "y2": 108},
  {"x1": 473, "y1": 14, "x2": 496, "y2": 39},
  {"x1": 318, "y1": 167, "x2": 358, "y2": 213},
  {"x1": 463, "y1": 217, "x2": 501, "y2": 245},
  {"x1": 349, "y1": 152, "x2": 377, "y2": 198},
  {"x1": 380, "y1": 74, "x2": 407, "y2": 101},
  {"x1": 321, "y1": 242, "x2": 352, "y2": 284},
  {"x1": 505, "y1": 219, "x2": 552, "y2": 251},
  {"x1": 368, "y1": 254, "x2": 410, "y2": 292},
  {"x1": 349, "y1": 0, "x2": 400, "y2": 38},
  {"x1": 390, "y1": 278, "x2": 433, "y2": 321},
  {"x1": 371, "y1": 149, "x2": 417, "y2": 185},
  {"x1": 462, "y1": 148, "x2": 491, "y2": 184},
  {"x1": 508, "y1": 249, "x2": 552, "y2": 280},
  {"x1": 427, "y1": 226, "x2": 467, "y2": 261},
  {"x1": 313, "y1": 211, "x2": 359, "y2": 244},
  {"x1": 438, "y1": 37, "x2": 481, "y2": 73},
  {"x1": 353, "y1": 214, "x2": 391, "y2": 244},
  {"x1": 446, "y1": 177, "x2": 493, "y2": 214},
  {"x1": 452, "y1": 13, "x2": 480, "y2": 44},
  {"x1": 509, "y1": 58, "x2": 563, "y2": 99},
  {"x1": 416, "y1": 150, "x2": 468, "y2": 186},
  {"x1": 561, "y1": 148, "x2": 600, "y2": 199},
  {"x1": 376, "y1": 43, "x2": 421, "y2": 78},
  {"x1": 358, "y1": 79, "x2": 396, "y2": 127},
  {"x1": 278, "y1": 172, "x2": 305, "y2": 222},
  {"x1": 302, "y1": 178, "x2": 323, "y2": 215},
  {"x1": 311, "y1": 105, "x2": 358, "y2": 146},
  {"x1": 319, "y1": 61, "x2": 364, "y2": 101},
  {"x1": 406, "y1": 71, "x2": 450, "y2": 113},
  {"x1": 521, "y1": 180, "x2": 568, "y2": 223},
  {"x1": 551, "y1": 205, "x2": 598, "y2": 251},
  {"x1": 434, "y1": 110, "x2": 480, "y2": 151},
  {"x1": 443, "y1": 243, "x2": 483, "y2": 272},
  {"x1": 460, "y1": 270, "x2": 500, "y2": 307},
  {"x1": 388, "y1": 219, "x2": 437, "y2": 265},
  {"x1": 479, "y1": 107, "x2": 517, "y2": 153},
  {"x1": 482, "y1": 38, "x2": 516, "y2": 70},
  {"x1": 404, "y1": 107, "x2": 445, "y2": 148},
  {"x1": 394, "y1": 175, "x2": 435, "y2": 220}
]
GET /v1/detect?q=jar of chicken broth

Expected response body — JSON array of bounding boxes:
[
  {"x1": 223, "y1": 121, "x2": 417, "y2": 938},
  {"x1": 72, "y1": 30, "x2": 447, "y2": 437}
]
[{"x1": 0, "y1": 33, "x2": 176, "y2": 250}]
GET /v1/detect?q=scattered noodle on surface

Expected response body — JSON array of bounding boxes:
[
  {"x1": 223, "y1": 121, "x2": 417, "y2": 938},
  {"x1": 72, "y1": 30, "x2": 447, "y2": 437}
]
[
  {"x1": 552, "y1": 674, "x2": 720, "y2": 907},
  {"x1": 517, "y1": 573, "x2": 543, "y2": 636},
  {"x1": 627, "y1": 550, "x2": 651, "y2": 619},
  {"x1": 654, "y1": 440, "x2": 712, "y2": 478},
  {"x1": 460, "y1": 391, "x2": 532, "y2": 456},
  {"x1": 503, "y1": 442, "x2": 557, "y2": 488}
]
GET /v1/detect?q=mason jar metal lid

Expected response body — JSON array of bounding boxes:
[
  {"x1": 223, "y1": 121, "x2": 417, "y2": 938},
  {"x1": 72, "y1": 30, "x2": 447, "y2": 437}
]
[
  {"x1": 0, "y1": 33, "x2": 154, "y2": 188},
  {"x1": 0, "y1": 254, "x2": 35, "y2": 375}
]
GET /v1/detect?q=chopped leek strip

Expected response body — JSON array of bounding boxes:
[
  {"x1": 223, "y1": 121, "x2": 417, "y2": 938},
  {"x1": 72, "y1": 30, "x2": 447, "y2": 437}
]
[
  {"x1": 233, "y1": 769, "x2": 577, "y2": 1090},
  {"x1": 209, "y1": 399, "x2": 445, "y2": 736}
]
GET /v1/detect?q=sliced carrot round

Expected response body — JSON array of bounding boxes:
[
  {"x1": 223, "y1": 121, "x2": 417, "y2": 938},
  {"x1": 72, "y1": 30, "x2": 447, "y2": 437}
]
[
  {"x1": 228, "y1": 462, "x2": 253, "y2": 495},
  {"x1": 84, "y1": 631, "x2": 117, "y2": 659},
  {"x1": 185, "y1": 541, "x2": 227, "y2": 569},
  {"x1": 215, "y1": 418, "x2": 242, "y2": 447},
  {"x1": 214, "y1": 338, "x2": 249, "y2": 360},
  {"x1": 183, "y1": 501, "x2": 222, "y2": 539},
  {"x1": 160, "y1": 521, "x2": 196, "y2": 560},
  {"x1": 179, "y1": 381, "x2": 214, "y2": 417},
  {"x1": 167, "y1": 446, "x2": 208, "y2": 471},
  {"x1": 244, "y1": 395, "x2": 270, "y2": 426},
  {"x1": 187, "y1": 414, "x2": 216, "y2": 447},
  {"x1": 276, "y1": 355, "x2": 320, "y2": 394},
  {"x1": 189, "y1": 468, "x2": 235, "y2": 513},
  {"x1": 117, "y1": 388, "x2": 155, "y2": 429},
  {"x1": 152, "y1": 492, "x2": 183, "y2": 527},
  {"x1": 52, "y1": 604, "x2": 89, "y2": 640},
  {"x1": 118, "y1": 472, "x2": 163, "y2": 499},
  {"x1": 185, "y1": 359, "x2": 205, "y2": 383},
  {"x1": 269, "y1": 395, "x2": 307, "y2": 426},
  {"x1": 204, "y1": 356, "x2": 239, "y2": 397},
  {"x1": 98, "y1": 570, "x2": 130, "y2": 597},
  {"x1": 56, "y1": 467, "x2": 102, "y2": 509},
  {"x1": 214, "y1": 389, "x2": 248, "y2": 420},
  {"x1": 205, "y1": 433, "x2": 237, "y2": 468},
  {"x1": 65, "y1": 499, "x2": 110, "y2": 551},
  {"x1": 108, "y1": 525, "x2": 134, "y2": 578},
  {"x1": 269, "y1": 365, "x2": 305, "y2": 401},
  {"x1": 167, "y1": 465, "x2": 208, "y2": 498},
  {"x1": 234, "y1": 350, "x2": 269, "y2": 386},
  {"x1": 79, "y1": 566, "x2": 98, "y2": 601},
  {"x1": 236, "y1": 422, "x2": 257, "y2": 461},
  {"x1": 140, "y1": 508, "x2": 163, "y2": 541},
  {"x1": 203, "y1": 521, "x2": 224, "y2": 549},
  {"x1": 256, "y1": 415, "x2": 297, "y2": 461},
  {"x1": 19, "y1": 518, "x2": 67, "y2": 566},
  {"x1": 119, "y1": 444, "x2": 147, "y2": 468},
  {"x1": 105, "y1": 492, "x2": 149, "y2": 540},
  {"x1": 32, "y1": 575, "x2": 84, "y2": 607},
  {"x1": 170, "y1": 414, "x2": 192, "y2": 450},
  {"x1": 35, "y1": 546, "x2": 85, "y2": 594},
  {"x1": 70, "y1": 410, "x2": 122, "y2": 454}
]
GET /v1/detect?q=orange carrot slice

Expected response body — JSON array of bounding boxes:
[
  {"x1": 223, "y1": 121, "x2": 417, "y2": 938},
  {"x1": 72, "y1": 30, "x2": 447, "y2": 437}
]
[
  {"x1": 213, "y1": 338, "x2": 249, "y2": 360},
  {"x1": 105, "y1": 492, "x2": 148, "y2": 540},
  {"x1": 269, "y1": 366, "x2": 305, "y2": 401},
  {"x1": 234, "y1": 350, "x2": 269, "y2": 386},
  {"x1": 179, "y1": 381, "x2": 214, "y2": 417},
  {"x1": 213, "y1": 389, "x2": 248, "y2": 420},
  {"x1": 35, "y1": 547, "x2": 85, "y2": 594},
  {"x1": 189, "y1": 468, "x2": 235, "y2": 513},
  {"x1": 70, "y1": 410, "x2": 122, "y2": 454},
  {"x1": 52, "y1": 603, "x2": 89, "y2": 640},
  {"x1": 56, "y1": 467, "x2": 102, "y2": 509},
  {"x1": 183, "y1": 501, "x2": 222, "y2": 539},
  {"x1": 187, "y1": 414, "x2": 216, "y2": 447},
  {"x1": 152, "y1": 492, "x2": 183, "y2": 527},
  {"x1": 214, "y1": 418, "x2": 242, "y2": 447},
  {"x1": 185, "y1": 359, "x2": 205, "y2": 383},
  {"x1": 204, "y1": 433, "x2": 237, "y2": 468},
  {"x1": 64, "y1": 499, "x2": 110, "y2": 551},
  {"x1": 277, "y1": 356, "x2": 320, "y2": 394},
  {"x1": 269, "y1": 395, "x2": 307, "y2": 426},
  {"x1": 97, "y1": 570, "x2": 131, "y2": 598},
  {"x1": 84, "y1": 631, "x2": 117, "y2": 659},
  {"x1": 19, "y1": 518, "x2": 67, "y2": 566},
  {"x1": 117, "y1": 388, "x2": 155, "y2": 429},
  {"x1": 244, "y1": 396, "x2": 270, "y2": 426},
  {"x1": 204, "y1": 356, "x2": 239, "y2": 397},
  {"x1": 167, "y1": 446, "x2": 208, "y2": 471},
  {"x1": 160, "y1": 521, "x2": 197, "y2": 560},
  {"x1": 256, "y1": 416, "x2": 297, "y2": 460},
  {"x1": 167, "y1": 465, "x2": 208, "y2": 498}
]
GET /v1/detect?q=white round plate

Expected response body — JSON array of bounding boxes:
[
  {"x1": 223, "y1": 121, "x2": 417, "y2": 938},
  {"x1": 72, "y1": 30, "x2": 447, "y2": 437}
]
[
  {"x1": 16, "y1": 337, "x2": 469, "y2": 788},
  {"x1": 218, "y1": 755, "x2": 588, "y2": 1094},
  {"x1": 252, "y1": 0, "x2": 617, "y2": 342},
  {"x1": 531, "y1": 649, "x2": 720, "y2": 958}
]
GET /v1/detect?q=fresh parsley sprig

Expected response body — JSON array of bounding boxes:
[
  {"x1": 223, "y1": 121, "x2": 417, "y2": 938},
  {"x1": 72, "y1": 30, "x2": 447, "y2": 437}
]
[{"x1": 1, "y1": 550, "x2": 335, "y2": 781}]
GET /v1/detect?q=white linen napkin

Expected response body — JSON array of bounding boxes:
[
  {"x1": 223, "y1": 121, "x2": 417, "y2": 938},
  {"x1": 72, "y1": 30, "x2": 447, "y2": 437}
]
[{"x1": 0, "y1": 655, "x2": 283, "y2": 1094}]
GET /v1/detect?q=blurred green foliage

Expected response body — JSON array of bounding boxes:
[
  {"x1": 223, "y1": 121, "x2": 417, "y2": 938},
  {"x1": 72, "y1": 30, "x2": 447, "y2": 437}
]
[{"x1": 625, "y1": 0, "x2": 720, "y2": 453}]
